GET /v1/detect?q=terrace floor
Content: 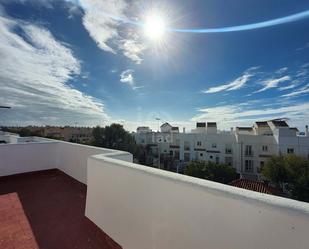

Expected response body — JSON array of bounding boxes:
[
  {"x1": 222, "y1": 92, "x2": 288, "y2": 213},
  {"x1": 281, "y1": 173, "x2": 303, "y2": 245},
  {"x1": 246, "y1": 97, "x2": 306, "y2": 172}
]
[{"x1": 0, "y1": 169, "x2": 121, "y2": 249}]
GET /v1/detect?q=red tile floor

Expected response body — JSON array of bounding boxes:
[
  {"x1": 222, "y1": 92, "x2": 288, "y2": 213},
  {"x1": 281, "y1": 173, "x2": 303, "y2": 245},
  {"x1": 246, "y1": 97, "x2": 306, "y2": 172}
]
[
  {"x1": 0, "y1": 192, "x2": 39, "y2": 249},
  {"x1": 0, "y1": 169, "x2": 121, "y2": 249}
]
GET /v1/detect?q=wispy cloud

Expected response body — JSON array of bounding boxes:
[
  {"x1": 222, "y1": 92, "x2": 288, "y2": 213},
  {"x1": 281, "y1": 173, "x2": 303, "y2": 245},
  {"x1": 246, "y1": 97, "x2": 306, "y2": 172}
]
[
  {"x1": 74, "y1": 0, "x2": 146, "y2": 64},
  {"x1": 276, "y1": 67, "x2": 288, "y2": 74},
  {"x1": 296, "y1": 42, "x2": 309, "y2": 52},
  {"x1": 283, "y1": 84, "x2": 309, "y2": 98},
  {"x1": 120, "y1": 69, "x2": 134, "y2": 85},
  {"x1": 278, "y1": 82, "x2": 298, "y2": 91},
  {"x1": 202, "y1": 67, "x2": 257, "y2": 94},
  {"x1": 0, "y1": 12, "x2": 108, "y2": 125},
  {"x1": 254, "y1": 75, "x2": 291, "y2": 93}
]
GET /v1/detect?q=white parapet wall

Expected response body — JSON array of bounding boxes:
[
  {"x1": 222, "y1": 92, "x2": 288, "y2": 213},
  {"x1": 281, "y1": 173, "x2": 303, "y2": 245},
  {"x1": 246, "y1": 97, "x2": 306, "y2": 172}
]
[
  {"x1": 0, "y1": 142, "x2": 59, "y2": 176},
  {"x1": 85, "y1": 155, "x2": 309, "y2": 249},
  {"x1": 56, "y1": 141, "x2": 132, "y2": 184},
  {"x1": 0, "y1": 139, "x2": 132, "y2": 184}
]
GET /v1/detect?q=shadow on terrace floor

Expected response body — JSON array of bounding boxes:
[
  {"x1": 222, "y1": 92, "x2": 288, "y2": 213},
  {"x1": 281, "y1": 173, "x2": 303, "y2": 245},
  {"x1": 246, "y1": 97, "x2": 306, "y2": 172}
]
[{"x1": 0, "y1": 169, "x2": 121, "y2": 249}]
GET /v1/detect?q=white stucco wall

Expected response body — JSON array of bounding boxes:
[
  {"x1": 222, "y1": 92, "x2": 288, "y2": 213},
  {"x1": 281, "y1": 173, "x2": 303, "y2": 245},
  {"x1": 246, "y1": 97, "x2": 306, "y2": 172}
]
[
  {"x1": 0, "y1": 140, "x2": 132, "y2": 184},
  {"x1": 56, "y1": 142, "x2": 110, "y2": 184},
  {"x1": 0, "y1": 142, "x2": 59, "y2": 176},
  {"x1": 85, "y1": 156, "x2": 309, "y2": 249}
]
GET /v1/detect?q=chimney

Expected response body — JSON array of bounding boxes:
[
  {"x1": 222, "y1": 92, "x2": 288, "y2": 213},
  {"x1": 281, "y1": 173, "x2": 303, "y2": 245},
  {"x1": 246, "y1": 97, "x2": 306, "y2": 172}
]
[
  {"x1": 183, "y1": 127, "x2": 186, "y2": 133},
  {"x1": 306, "y1": 125, "x2": 308, "y2": 136}
]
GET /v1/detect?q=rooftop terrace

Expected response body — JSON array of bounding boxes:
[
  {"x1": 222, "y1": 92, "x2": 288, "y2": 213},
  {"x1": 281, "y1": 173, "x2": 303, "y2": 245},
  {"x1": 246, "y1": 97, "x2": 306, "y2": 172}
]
[
  {"x1": 0, "y1": 169, "x2": 120, "y2": 249},
  {"x1": 0, "y1": 137, "x2": 309, "y2": 249}
]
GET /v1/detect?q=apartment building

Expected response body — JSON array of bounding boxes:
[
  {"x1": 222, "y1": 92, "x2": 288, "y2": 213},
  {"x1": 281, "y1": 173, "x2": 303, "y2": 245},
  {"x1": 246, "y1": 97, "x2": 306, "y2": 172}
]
[
  {"x1": 134, "y1": 119, "x2": 309, "y2": 179},
  {"x1": 5, "y1": 126, "x2": 94, "y2": 144}
]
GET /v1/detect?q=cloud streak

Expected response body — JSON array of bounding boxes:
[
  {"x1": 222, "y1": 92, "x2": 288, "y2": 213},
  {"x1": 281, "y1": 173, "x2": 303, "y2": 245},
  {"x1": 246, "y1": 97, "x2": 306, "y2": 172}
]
[
  {"x1": 202, "y1": 68, "x2": 255, "y2": 94},
  {"x1": 255, "y1": 75, "x2": 291, "y2": 93},
  {"x1": 283, "y1": 84, "x2": 309, "y2": 97}
]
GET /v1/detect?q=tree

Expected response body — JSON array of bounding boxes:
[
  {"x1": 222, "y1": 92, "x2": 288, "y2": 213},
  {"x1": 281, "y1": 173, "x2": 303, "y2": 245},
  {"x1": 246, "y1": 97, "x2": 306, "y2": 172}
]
[
  {"x1": 262, "y1": 155, "x2": 309, "y2": 202},
  {"x1": 19, "y1": 128, "x2": 32, "y2": 137},
  {"x1": 185, "y1": 161, "x2": 238, "y2": 184},
  {"x1": 92, "y1": 124, "x2": 139, "y2": 158},
  {"x1": 261, "y1": 155, "x2": 288, "y2": 189}
]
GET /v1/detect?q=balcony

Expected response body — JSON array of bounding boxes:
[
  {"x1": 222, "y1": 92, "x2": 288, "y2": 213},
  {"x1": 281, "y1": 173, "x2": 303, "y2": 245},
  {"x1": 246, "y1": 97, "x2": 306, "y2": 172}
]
[
  {"x1": 245, "y1": 151, "x2": 254, "y2": 157},
  {"x1": 1, "y1": 138, "x2": 309, "y2": 249},
  {"x1": 225, "y1": 148, "x2": 233, "y2": 154}
]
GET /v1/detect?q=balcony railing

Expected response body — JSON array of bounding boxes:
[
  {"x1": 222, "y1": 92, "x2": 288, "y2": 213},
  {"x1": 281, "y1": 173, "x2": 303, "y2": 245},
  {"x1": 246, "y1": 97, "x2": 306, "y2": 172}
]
[
  {"x1": 225, "y1": 148, "x2": 233, "y2": 154},
  {"x1": 1, "y1": 139, "x2": 309, "y2": 249},
  {"x1": 245, "y1": 151, "x2": 254, "y2": 157}
]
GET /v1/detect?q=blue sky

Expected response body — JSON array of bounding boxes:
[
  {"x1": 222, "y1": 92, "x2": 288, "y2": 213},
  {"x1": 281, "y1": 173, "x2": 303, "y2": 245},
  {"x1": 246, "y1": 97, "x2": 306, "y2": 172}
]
[{"x1": 0, "y1": 0, "x2": 309, "y2": 131}]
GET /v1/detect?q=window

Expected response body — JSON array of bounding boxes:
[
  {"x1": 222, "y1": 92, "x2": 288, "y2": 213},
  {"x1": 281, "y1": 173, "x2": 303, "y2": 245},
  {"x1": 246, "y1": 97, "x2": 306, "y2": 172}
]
[
  {"x1": 197, "y1": 141, "x2": 202, "y2": 146},
  {"x1": 212, "y1": 143, "x2": 217, "y2": 148},
  {"x1": 175, "y1": 139, "x2": 180, "y2": 146},
  {"x1": 215, "y1": 157, "x2": 220, "y2": 164},
  {"x1": 184, "y1": 141, "x2": 190, "y2": 151},
  {"x1": 225, "y1": 145, "x2": 232, "y2": 154},
  {"x1": 184, "y1": 153, "x2": 190, "y2": 162},
  {"x1": 225, "y1": 157, "x2": 233, "y2": 166},
  {"x1": 169, "y1": 150, "x2": 173, "y2": 156},
  {"x1": 210, "y1": 155, "x2": 213, "y2": 159},
  {"x1": 262, "y1": 145, "x2": 268, "y2": 152},
  {"x1": 245, "y1": 160, "x2": 254, "y2": 173},
  {"x1": 200, "y1": 153, "x2": 203, "y2": 157},
  {"x1": 245, "y1": 145, "x2": 253, "y2": 156},
  {"x1": 287, "y1": 148, "x2": 294, "y2": 154},
  {"x1": 174, "y1": 151, "x2": 180, "y2": 159},
  {"x1": 258, "y1": 161, "x2": 265, "y2": 173}
]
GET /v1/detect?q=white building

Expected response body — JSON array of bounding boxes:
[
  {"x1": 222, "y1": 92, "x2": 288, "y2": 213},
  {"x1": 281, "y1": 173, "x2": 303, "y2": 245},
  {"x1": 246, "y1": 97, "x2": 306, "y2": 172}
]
[{"x1": 135, "y1": 120, "x2": 309, "y2": 179}]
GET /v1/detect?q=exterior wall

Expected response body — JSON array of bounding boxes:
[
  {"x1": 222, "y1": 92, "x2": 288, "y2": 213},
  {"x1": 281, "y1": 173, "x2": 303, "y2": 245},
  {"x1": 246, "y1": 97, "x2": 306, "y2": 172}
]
[
  {"x1": 0, "y1": 133, "x2": 19, "y2": 143},
  {"x1": 86, "y1": 156, "x2": 309, "y2": 249},
  {"x1": 160, "y1": 124, "x2": 172, "y2": 133},
  {"x1": 0, "y1": 139, "x2": 132, "y2": 184},
  {"x1": 278, "y1": 136, "x2": 309, "y2": 157},
  {"x1": 57, "y1": 142, "x2": 133, "y2": 184},
  {"x1": 236, "y1": 134, "x2": 278, "y2": 177},
  {"x1": 0, "y1": 142, "x2": 59, "y2": 176},
  {"x1": 6, "y1": 126, "x2": 94, "y2": 143}
]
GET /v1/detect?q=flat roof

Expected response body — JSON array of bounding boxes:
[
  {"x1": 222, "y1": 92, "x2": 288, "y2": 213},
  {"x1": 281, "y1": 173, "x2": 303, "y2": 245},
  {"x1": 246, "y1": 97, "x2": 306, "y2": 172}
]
[
  {"x1": 271, "y1": 120, "x2": 289, "y2": 127},
  {"x1": 207, "y1": 122, "x2": 217, "y2": 127},
  {"x1": 255, "y1": 121, "x2": 269, "y2": 127}
]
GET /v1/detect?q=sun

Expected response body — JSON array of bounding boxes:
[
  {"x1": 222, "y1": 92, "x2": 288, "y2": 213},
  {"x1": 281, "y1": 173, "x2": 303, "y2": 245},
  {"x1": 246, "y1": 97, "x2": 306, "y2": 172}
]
[{"x1": 144, "y1": 14, "x2": 166, "y2": 41}]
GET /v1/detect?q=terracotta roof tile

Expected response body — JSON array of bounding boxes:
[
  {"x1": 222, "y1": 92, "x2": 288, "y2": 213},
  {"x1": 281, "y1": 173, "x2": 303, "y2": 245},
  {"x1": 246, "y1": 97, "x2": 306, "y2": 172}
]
[{"x1": 229, "y1": 179, "x2": 281, "y2": 195}]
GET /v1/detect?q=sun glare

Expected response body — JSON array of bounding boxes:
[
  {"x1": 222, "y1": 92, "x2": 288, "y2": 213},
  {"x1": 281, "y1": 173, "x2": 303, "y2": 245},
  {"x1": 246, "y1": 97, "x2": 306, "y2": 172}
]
[{"x1": 144, "y1": 14, "x2": 166, "y2": 40}]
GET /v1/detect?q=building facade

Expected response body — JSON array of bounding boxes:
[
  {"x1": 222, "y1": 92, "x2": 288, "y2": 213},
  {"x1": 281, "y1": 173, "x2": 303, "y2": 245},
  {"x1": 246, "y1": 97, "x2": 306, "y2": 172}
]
[
  {"x1": 4, "y1": 126, "x2": 94, "y2": 144},
  {"x1": 134, "y1": 120, "x2": 309, "y2": 179}
]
